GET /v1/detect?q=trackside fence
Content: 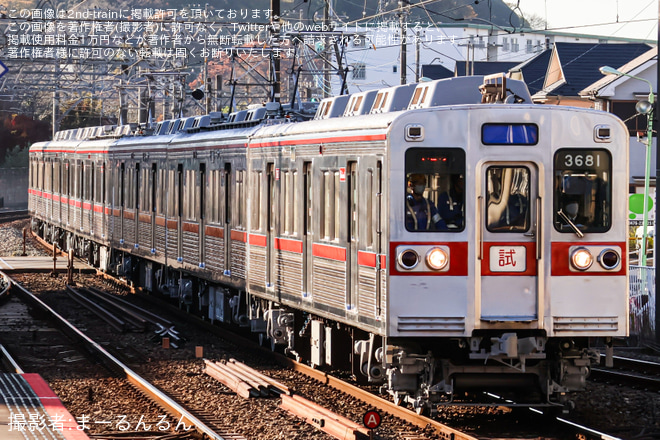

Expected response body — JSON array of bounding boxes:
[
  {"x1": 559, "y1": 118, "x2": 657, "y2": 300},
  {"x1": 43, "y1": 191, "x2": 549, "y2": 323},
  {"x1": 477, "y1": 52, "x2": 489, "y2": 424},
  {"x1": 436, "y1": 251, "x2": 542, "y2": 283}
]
[{"x1": 629, "y1": 265, "x2": 655, "y2": 343}]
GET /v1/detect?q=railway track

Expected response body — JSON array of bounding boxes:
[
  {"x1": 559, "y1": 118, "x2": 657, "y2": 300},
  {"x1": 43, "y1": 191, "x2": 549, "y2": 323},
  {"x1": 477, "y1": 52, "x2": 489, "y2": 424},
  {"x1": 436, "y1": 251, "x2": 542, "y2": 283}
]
[
  {"x1": 0, "y1": 209, "x2": 29, "y2": 223},
  {"x1": 590, "y1": 355, "x2": 660, "y2": 390},
  {"x1": 3, "y1": 272, "x2": 247, "y2": 440},
  {"x1": 0, "y1": 260, "x2": 634, "y2": 440},
  {"x1": 1, "y1": 220, "x2": 650, "y2": 439},
  {"x1": 132, "y1": 277, "x2": 625, "y2": 440}
]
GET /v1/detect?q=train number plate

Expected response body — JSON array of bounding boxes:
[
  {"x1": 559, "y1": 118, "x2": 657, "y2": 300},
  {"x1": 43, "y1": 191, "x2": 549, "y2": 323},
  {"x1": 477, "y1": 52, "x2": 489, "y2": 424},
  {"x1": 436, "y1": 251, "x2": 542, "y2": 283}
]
[{"x1": 489, "y1": 246, "x2": 526, "y2": 272}]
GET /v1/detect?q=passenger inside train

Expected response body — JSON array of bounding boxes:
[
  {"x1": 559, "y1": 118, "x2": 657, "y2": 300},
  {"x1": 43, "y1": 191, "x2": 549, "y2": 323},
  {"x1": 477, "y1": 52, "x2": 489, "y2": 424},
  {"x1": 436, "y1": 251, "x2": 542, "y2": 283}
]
[
  {"x1": 405, "y1": 173, "x2": 466, "y2": 231},
  {"x1": 405, "y1": 173, "x2": 444, "y2": 231},
  {"x1": 437, "y1": 173, "x2": 465, "y2": 229}
]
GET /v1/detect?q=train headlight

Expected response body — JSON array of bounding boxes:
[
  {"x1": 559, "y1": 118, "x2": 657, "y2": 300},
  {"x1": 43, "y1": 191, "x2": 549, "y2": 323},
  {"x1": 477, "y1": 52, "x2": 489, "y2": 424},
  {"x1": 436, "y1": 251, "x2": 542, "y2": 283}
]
[
  {"x1": 570, "y1": 248, "x2": 593, "y2": 271},
  {"x1": 398, "y1": 249, "x2": 420, "y2": 270},
  {"x1": 598, "y1": 249, "x2": 621, "y2": 270},
  {"x1": 426, "y1": 248, "x2": 448, "y2": 270}
]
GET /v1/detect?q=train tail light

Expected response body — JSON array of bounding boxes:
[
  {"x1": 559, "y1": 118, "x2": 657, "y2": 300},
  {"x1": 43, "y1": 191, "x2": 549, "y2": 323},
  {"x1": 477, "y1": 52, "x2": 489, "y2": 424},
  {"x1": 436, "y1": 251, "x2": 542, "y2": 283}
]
[
  {"x1": 598, "y1": 249, "x2": 621, "y2": 270},
  {"x1": 426, "y1": 248, "x2": 449, "y2": 270},
  {"x1": 397, "y1": 249, "x2": 420, "y2": 270},
  {"x1": 570, "y1": 247, "x2": 594, "y2": 271}
]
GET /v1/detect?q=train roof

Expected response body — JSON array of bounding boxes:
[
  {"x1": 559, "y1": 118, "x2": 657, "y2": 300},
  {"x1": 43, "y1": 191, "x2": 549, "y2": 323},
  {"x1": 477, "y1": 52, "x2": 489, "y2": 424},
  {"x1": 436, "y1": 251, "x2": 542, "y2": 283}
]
[{"x1": 31, "y1": 74, "x2": 542, "y2": 154}]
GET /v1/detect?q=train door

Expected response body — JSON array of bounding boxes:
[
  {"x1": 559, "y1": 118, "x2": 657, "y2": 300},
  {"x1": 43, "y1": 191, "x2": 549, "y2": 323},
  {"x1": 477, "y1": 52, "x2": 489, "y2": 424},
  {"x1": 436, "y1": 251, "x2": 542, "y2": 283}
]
[
  {"x1": 347, "y1": 161, "x2": 358, "y2": 311},
  {"x1": 65, "y1": 161, "x2": 70, "y2": 226},
  {"x1": 119, "y1": 162, "x2": 125, "y2": 241},
  {"x1": 47, "y1": 159, "x2": 53, "y2": 220},
  {"x1": 78, "y1": 160, "x2": 84, "y2": 230},
  {"x1": 479, "y1": 163, "x2": 540, "y2": 321},
  {"x1": 150, "y1": 163, "x2": 157, "y2": 252},
  {"x1": 302, "y1": 161, "x2": 312, "y2": 298},
  {"x1": 199, "y1": 163, "x2": 206, "y2": 266},
  {"x1": 134, "y1": 163, "x2": 140, "y2": 246},
  {"x1": 266, "y1": 163, "x2": 275, "y2": 289},
  {"x1": 223, "y1": 163, "x2": 231, "y2": 275},
  {"x1": 375, "y1": 161, "x2": 383, "y2": 317},
  {"x1": 177, "y1": 164, "x2": 183, "y2": 261},
  {"x1": 88, "y1": 162, "x2": 94, "y2": 234}
]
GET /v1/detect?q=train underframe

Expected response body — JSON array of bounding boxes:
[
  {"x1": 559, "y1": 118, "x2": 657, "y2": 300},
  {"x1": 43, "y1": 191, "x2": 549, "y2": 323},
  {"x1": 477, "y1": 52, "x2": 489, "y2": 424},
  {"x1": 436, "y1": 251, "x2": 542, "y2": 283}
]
[{"x1": 34, "y1": 219, "x2": 601, "y2": 414}]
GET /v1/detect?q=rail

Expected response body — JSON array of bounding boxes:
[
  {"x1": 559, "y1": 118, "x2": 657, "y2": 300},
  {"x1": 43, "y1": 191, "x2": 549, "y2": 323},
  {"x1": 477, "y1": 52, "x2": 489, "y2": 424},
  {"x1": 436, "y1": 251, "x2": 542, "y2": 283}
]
[{"x1": 5, "y1": 272, "x2": 234, "y2": 440}]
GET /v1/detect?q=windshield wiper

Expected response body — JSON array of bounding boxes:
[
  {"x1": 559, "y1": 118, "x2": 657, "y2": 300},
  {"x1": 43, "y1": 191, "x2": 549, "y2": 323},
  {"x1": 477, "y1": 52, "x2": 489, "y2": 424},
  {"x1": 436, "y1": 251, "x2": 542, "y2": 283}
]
[{"x1": 557, "y1": 209, "x2": 584, "y2": 238}]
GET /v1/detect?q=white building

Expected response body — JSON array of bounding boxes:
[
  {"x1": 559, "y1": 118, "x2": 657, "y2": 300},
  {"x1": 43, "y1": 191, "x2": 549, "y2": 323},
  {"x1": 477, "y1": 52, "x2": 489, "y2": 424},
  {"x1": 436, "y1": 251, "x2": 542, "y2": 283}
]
[{"x1": 326, "y1": 22, "x2": 652, "y2": 94}]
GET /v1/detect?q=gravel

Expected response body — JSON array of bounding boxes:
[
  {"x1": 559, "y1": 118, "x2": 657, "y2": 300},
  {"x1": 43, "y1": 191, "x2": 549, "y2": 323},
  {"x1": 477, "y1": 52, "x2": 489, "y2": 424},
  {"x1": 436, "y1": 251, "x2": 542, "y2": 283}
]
[{"x1": 4, "y1": 218, "x2": 660, "y2": 439}]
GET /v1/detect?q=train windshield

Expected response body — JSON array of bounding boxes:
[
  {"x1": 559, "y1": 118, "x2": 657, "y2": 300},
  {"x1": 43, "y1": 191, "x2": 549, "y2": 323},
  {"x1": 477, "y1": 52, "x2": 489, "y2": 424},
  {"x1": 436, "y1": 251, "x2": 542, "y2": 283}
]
[
  {"x1": 404, "y1": 148, "x2": 465, "y2": 232},
  {"x1": 486, "y1": 166, "x2": 530, "y2": 232},
  {"x1": 553, "y1": 149, "x2": 612, "y2": 234}
]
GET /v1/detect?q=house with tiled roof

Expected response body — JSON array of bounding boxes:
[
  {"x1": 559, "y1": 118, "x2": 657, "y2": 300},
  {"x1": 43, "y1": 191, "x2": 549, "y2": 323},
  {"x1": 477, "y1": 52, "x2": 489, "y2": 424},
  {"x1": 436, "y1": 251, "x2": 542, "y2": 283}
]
[
  {"x1": 420, "y1": 64, "x2": 454, "y2": 80},
  {"x1": 508, "y1": 49, "x2": 552, "y2": 95},
  {"x1": 453, "y1": 61, "x2": 519, "y2": 77},
  {"x1": 530, "y1": 42, "x2": 652, "y2": 106},
  {"x1": 579, "y1": 46, "x2": 657, "y2": 192}
]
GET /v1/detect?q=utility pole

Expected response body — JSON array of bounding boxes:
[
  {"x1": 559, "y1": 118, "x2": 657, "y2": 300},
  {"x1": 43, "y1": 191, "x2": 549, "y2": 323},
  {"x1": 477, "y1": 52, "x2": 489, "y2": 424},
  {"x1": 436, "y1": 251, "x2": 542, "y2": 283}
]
[
  {"x1": 415, "y1": 31, "x2": 420, "y2": 82},
  {"x1": 204, "y1": 3, "x2": 211, "y2": 113},
  {"x1": 655, "y1": 0, "x2": 660, "y2": 345},
  {"x1": 399, "y1": 0, "x2": 409, "y2": 85},
  {"x1": 52, "y1": 60, "x2": 60, "y2": 136},
  {"x1": 323, "y1": 0, "x2": 331, "y2": 98},
  {"x1": 271, "y1": 0, "x2": 281, "y2": 103}
]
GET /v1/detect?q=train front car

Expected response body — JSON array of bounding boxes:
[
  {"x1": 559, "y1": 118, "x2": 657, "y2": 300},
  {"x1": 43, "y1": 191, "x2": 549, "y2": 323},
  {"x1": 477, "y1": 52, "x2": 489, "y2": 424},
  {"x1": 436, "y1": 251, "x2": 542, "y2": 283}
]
[{"x1": 384, "y1": 91, "x2": 629, "y2": 412}]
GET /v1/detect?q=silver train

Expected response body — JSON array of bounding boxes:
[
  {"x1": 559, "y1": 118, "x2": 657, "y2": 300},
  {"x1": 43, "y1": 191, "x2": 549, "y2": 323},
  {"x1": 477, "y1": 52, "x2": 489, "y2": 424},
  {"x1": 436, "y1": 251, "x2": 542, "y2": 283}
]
[{"x1": 29, "y1": 74, "x2": 629, "y2": 413}]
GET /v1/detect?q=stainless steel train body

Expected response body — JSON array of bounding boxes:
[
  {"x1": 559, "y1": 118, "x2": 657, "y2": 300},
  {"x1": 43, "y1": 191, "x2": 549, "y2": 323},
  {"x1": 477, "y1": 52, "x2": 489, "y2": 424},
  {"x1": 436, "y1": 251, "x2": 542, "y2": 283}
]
[{"x1": 29, "y1": 76, "x2": 629, "y2": 413}]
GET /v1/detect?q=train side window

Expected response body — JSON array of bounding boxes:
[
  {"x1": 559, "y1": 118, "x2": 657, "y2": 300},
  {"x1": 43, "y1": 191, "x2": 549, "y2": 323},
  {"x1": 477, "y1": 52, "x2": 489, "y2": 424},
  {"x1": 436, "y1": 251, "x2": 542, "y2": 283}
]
[
  {"x1": 53, "y1": 160, "x2": 60, "y2": 193},
  {"x1": 236, "y1": 169, "x2": 245, "y2": 229},
  {"x1": 125, "y1": 165, "x2": 133, "y2": 209},
  {"x1": 166, "y1": 169, "x2": 175, "y2": 216},
  {"x1": 199, "y1": 163, "x2": 205, "y2": 220},
  {"x1": 89, "y1": 162, "x2": 95, "y2": 202},
  {"x1": 134, "y1": 163, "x2": 140, "y2": 210},
  {"x1": 151, "y1": 164, "x2": 157, "y2": 213},
  {"x1": 77, "y1": 161, "x2": 83, "y2": 199},
  {"x1": 140, "y1": 165, "x2": 149, "y2": 212},
  {"x1": 95, "y1": 163, "x2": 103, "y2": 204},
  {"x1": 44, "y1": 159, "x2": 51, "y2": 193},
  {"x1": 292, "y1": 171, "x2": 299, "y2": 235},
  {"x1": 282, "y1": 171, "x2": 289, "y2": 234},
  {"x1": 251, "y1": 171, "x2": 262, "y2": 232},
  {"x1": 404, "y1": 148, "x2": 466, "y2": 232},
  {"x1": 225, "y1": 164, "x2": 232, "y2": 227},
  {"x1": 553, "y1": 149, "x2": 611, "y2": 233},
  {"x1": 185, "y1": 169, "x2": 196, "y2": 221},
  {"x1": 486, "y1": 166, "x2": 530, "y2": 232},
  {"x1": 177, "y1": 165, "x2": 183, "y2": 218},
  {"x1": 321, "y1": 170, "x2": 339, "y2": 241},
  {"x1": 209, "y1": 170, "x2": 219, "y2": 223}
]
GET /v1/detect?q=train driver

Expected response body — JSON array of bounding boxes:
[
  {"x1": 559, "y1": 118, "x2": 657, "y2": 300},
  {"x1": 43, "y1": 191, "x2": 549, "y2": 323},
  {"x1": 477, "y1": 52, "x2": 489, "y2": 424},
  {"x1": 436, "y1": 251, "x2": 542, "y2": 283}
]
[
  {"x1": 437, "y1": 174, "x2": 465, "y2": 229},
  {"x1": 405, "y1": 174, "x2": 444, "y2": 231}
]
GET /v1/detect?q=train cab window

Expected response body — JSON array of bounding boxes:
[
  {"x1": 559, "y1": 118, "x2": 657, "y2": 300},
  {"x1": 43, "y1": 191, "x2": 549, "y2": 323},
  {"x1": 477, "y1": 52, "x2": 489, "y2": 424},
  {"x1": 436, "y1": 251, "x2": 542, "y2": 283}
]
[
  {"x1": 486, "y1": 166, "x2": 530, "y2": 232},
  {"x1": 553, "y1": 149, "x2": 611, "y2": 234},
  {"x1": 404, "y1": 148, "x2": 465, "y2": 232}
]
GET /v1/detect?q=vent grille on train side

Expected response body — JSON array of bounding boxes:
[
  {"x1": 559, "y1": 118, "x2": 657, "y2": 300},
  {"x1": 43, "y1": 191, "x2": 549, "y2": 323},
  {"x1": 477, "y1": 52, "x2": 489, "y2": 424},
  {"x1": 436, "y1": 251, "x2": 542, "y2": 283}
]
[{"x1": 397, "y1": 317, "x2": 466, "y2": 332}]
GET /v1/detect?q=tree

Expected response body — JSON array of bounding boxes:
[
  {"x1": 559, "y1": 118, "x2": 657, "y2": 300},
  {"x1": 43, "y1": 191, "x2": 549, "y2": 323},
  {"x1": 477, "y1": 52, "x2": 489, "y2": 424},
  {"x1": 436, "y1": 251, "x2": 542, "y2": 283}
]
[
  {"x1": 504, "y1": 2, "x2": 549, "y2": 29},
  {"x1": 1, "y1": 145, "x2": 29, "y2": 168},
  {"x1": 0, "y1": 114, "x2": 51, "y2": 166}
]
